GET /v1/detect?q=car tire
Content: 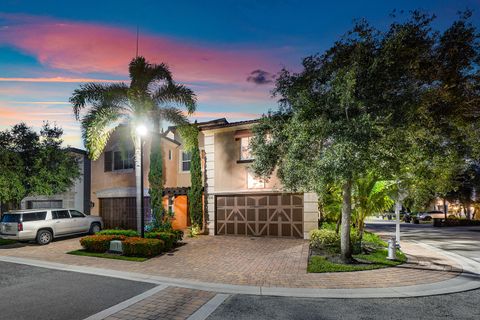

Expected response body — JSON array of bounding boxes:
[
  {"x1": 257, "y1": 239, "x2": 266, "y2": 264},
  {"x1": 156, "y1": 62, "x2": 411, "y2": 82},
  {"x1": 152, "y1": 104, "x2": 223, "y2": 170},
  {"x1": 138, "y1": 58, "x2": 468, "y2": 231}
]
[
  {"x1": 424, "y1": 216, "x2": 432, "y2": 222},
  {"x1": 89, "y1": 223, "x2": 101, "y2": 235},
  {"x1": 36, "y1": 230, "x2": 53, "y2": 245}
]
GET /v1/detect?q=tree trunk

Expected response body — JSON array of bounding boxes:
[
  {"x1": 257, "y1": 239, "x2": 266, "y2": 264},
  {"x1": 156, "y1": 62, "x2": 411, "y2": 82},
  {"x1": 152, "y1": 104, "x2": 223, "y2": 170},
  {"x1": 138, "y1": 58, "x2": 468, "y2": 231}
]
[
  {"x1": 340, "y1": 179, "x2": 353, "y2": 263},
  {"x1": 443, "y1": 198, "x2": 448, "y2": 220},
  {"x1": 135, "y1": 136, "x2": 142, "y2": 234}
]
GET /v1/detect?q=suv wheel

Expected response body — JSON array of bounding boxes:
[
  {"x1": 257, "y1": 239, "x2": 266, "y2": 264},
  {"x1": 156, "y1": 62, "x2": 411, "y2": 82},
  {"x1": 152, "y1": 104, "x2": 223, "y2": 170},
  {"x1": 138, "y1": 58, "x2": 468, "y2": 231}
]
[
  {"x1": 89, "y1": 223, "x2": 101, "y2": 235},
  {"x1": 36, "y1": 230, "x2": 53, "y2": 245}
]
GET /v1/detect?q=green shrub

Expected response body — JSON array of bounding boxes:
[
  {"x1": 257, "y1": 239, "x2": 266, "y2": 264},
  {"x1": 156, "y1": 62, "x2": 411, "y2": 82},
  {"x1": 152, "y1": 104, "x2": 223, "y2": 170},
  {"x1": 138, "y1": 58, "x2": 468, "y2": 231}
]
[
  {"x1": 96, "y1": 229, "x2": 139, "y2": 237},
  {"x1": 310, "y1": 228, "x2": 362, "y2": 254},
  {"x1": 145, "y1": 231, "x2": 176, "y2": 249},
  {"x1": 80, "y1": 235, "x2": 126, "y2": 253},
  {"x1": 310, "y1": 229, "x2": 340, "y2": 251},
  {"x1": 171, "y1": 230, "x2": 184, "y2": 243},
  {"x1": 122, "y1": 237, "x2": 164, "y2": 257},
  {"x1": 362, "y1": 231, "x2": 387, "y2": 248}
]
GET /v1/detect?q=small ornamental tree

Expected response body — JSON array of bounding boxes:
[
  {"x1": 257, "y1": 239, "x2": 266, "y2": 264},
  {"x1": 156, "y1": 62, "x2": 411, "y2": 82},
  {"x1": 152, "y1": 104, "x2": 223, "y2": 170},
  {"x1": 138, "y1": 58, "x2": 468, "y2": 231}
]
[{"x1": 178, "y1": 124, "x2": 203, "y2": 229}]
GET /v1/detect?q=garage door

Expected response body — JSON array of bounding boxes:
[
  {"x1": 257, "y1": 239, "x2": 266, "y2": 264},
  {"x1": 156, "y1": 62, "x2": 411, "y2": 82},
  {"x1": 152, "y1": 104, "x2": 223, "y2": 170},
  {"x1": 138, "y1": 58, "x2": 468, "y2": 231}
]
[{"x1": 215, "y1": 194, "x2": 303, "y2": 238}]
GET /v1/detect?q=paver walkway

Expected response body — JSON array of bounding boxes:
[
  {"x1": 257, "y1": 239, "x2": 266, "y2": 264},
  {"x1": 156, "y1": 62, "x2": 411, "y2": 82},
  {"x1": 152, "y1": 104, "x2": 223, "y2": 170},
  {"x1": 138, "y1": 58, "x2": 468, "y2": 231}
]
[
  {"x1": 104, "y1": 287, "x2": 215, "y2": 320},
  {"x1": 0, "y1": 236, "x2": 461, "y2": 289}
]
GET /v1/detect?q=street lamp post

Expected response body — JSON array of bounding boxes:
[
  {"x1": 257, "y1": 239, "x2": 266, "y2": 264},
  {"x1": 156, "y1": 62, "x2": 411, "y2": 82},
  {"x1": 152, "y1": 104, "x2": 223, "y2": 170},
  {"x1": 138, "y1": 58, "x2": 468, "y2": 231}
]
[{"x1": 136, "y1": 124, "x2": 148, "y2": 238}]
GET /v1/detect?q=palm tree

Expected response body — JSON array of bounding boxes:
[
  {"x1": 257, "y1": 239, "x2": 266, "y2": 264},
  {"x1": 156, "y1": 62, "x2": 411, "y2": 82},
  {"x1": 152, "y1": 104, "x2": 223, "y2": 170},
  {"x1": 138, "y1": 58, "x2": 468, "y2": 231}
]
[
  {"x1": 70, "y1": 56, "x2": 196, "y2": 233},
  {"x1": 353, "y1": 173, "x2": 394, "y2": 238}
]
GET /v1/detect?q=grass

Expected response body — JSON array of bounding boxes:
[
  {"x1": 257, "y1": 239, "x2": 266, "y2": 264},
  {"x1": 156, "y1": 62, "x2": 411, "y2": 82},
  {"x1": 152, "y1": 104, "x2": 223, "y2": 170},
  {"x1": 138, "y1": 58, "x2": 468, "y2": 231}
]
[
  {"x1": 67, "y1": 250, "x2": 148, "y2": 262},
  {"x1": 308, "y1": 249, "x2": 406, "y2": 273},
  {"x1": 0, "y1": 239, "x2": 17, "y2": 246}
]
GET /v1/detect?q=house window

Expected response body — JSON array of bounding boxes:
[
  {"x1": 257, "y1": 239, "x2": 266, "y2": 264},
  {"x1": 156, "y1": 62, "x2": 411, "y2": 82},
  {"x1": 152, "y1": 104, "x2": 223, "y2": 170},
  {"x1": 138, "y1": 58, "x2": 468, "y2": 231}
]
[
  {"x1": 181, "y1": 151, "x2": 191, "y2": 172},
  {"x1": 168, "y1": 149, "x2": 172, "y2": 160},
  {"x1": 105, "y1": 150, "x2": 134, "y2": 172},
  {"x1": 167, "y1": 196, "x2": 175, "y2": 214},
  {"x1": 240, "y1": 136, "x2": 253, "y2": 160},
  {"x1": 247, "y1": 172, "x2": 265, "y2": 189}
]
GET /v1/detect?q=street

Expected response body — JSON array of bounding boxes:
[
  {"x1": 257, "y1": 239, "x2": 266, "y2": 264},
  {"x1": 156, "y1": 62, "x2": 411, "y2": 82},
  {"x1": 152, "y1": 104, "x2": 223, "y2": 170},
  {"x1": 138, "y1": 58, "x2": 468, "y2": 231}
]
[{"x1": 0, "y1": 261, "x2": 155, "y2": 320}]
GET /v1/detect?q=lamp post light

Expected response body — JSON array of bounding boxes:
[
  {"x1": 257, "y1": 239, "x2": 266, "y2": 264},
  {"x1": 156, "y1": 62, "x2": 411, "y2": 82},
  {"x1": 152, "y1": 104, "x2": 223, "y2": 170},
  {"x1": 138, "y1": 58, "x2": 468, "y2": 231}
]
[{"x1": 136, "y1": 124, "x2": 148, "y2": 238}]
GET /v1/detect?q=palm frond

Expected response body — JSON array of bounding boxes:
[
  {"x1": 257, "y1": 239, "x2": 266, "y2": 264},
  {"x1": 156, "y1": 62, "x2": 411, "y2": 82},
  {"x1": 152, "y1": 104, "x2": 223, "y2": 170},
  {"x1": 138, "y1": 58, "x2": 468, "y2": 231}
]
[
  {"x1": 81, "y1": 104, "x2": 125, "y2": 160},
  {"x1": 156, "y1": 107, "x2": 189, "y2": 127},
  {"x1": 70, "y1": 83, "x2": 129, "y2": 120},
  {"x1": 153, "y1": 83, "x2": 197, "y2": 114},
  {"x1": 129, "y1": 56, "x2": 172, "y2": 91}
]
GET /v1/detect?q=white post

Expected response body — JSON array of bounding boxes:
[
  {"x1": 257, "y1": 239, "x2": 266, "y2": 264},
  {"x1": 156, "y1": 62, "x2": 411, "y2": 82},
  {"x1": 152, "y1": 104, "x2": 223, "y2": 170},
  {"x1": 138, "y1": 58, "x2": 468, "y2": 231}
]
[
  {"x1": 395, "y1": 199, "x2": 401, "y2": 247},
  {"x1": 135, "y1": 136, "x2": 142, "y2": 234}
]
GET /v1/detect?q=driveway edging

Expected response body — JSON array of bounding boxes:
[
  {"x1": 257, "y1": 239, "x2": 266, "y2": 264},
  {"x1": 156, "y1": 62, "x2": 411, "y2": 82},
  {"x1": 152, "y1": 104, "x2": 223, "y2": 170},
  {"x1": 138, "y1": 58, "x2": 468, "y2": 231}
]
[{"x1": 0, "y1": 242, "x2": 478, "y2": 298}]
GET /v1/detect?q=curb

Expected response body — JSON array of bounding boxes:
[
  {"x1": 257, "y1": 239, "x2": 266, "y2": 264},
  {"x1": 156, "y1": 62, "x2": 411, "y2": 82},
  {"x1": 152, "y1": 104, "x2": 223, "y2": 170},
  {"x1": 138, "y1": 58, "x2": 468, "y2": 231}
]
[{"x1": 0, "y1": 243, "x2": 478, "y2": 298}]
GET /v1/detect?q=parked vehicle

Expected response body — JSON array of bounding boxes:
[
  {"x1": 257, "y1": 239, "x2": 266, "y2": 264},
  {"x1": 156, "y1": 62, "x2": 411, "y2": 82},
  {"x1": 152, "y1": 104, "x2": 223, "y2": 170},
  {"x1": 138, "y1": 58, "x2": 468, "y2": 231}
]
[
  {"x1": 403, "y1": 212, "x2": 416, "y2": 223},
  {"x1": 0, "y1": 209, "x2": 103, "y2": 245},
  {"x1": 417, "y1": 210, "x2": 445, "y2": 222}
]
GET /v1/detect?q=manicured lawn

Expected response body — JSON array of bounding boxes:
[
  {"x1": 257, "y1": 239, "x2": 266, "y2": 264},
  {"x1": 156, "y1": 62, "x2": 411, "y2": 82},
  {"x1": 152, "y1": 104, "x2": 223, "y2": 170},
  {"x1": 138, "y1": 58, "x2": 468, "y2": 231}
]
[
  {"x1": 67, "y1": 250, "x2": 148, "y2": 262},
  {"x1": 308, "y1": 249, "x2": 407, "y2": 273},
  {"x1": 0, "y1": 239, "x2": 17, "y2": 246}
]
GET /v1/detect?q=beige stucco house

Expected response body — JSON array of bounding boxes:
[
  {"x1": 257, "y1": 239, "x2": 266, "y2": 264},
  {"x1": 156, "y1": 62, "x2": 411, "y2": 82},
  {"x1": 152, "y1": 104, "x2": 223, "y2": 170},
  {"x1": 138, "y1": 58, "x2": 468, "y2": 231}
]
[{"x1": 90, "y1": 118, "x2": 319, "y2": 239}]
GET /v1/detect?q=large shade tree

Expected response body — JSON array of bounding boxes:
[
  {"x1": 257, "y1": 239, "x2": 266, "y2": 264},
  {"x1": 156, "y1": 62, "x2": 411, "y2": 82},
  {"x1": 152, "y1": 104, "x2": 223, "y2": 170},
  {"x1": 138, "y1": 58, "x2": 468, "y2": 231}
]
[
  {"x1": 251, "y1": 11, "x2": 480, "y2": 262},
  {"x1": 71, "y1": 56, "x2": 196, "y2": 233}
]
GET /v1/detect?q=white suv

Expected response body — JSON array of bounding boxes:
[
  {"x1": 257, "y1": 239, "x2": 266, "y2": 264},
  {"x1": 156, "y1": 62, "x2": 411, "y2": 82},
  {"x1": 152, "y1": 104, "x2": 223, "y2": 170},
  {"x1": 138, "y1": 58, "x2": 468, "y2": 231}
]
[{"x1": 0, "y1": 209, "x2": 103, "y2": 245}]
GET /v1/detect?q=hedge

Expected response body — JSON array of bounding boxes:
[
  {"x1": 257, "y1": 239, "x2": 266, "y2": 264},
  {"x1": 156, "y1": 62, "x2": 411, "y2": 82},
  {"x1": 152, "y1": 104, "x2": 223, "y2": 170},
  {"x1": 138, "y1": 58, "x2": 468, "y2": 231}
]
[
  {"x1": 309, "y1": 228, "x2": 361, "y2": 254},
  {"x1": 145, "y1": 232, "x2": 176, "y2": 249},
  {"x1": 80, "y1": 235, "x2": 126, "y2": 253},
  {"x1": 96, "y1": 229, "x2": 139, "y2": 237},
  {"x1": 122, "y1": 237, "x2": 164, "y2": 257}
]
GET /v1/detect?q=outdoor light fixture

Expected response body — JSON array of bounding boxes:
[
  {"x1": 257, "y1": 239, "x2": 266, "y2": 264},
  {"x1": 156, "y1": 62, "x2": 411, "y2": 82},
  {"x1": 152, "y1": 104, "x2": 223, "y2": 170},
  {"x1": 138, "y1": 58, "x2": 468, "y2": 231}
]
[{"x1": 136, "y1": 124, "x2": 148, "y2": 136}]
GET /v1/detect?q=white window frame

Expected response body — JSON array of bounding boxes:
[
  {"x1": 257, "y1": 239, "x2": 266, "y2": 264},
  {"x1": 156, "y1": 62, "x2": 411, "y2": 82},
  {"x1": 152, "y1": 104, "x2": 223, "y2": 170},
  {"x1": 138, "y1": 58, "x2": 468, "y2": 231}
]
[
  {"x1": 168, "y1": 196, "x2": 175, "y2": 214},
  {"x1": 179, "y1": 150, "x2": 191, "y2": 173},
  {"x1": 240, "y1": 136, "x2": 253, "y2": 161}
]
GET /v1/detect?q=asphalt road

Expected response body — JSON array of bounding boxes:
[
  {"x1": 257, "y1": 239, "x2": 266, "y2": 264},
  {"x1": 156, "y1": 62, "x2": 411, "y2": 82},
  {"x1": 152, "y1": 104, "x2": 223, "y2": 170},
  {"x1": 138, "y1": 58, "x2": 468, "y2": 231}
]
[
  {"x1": 208, "y1": 290, "x2": 480, "y2": 320},
  {"x1": 209, "y1": 222, "x2": 480, "y2": 320},
  {"x1": 0, "y1": 261, "x2": 155, "y2": 320},
  {"x1": 365, "y1": 221, "x2": 480, "y2": 262}
]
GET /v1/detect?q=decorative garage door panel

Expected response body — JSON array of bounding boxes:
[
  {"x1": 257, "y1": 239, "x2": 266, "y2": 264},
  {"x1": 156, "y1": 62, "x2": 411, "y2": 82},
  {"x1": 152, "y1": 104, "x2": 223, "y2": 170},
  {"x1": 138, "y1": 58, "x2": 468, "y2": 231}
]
[{"x1": 216, "y1": 194, "x2": 303, "y2": 238}]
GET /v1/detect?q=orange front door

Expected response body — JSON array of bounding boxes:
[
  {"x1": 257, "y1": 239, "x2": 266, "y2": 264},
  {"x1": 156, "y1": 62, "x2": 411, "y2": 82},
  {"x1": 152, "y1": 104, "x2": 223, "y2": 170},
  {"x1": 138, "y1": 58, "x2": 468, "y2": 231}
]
[{"x1": 172, "y1": 195, "x2": 188, "y2": 230}]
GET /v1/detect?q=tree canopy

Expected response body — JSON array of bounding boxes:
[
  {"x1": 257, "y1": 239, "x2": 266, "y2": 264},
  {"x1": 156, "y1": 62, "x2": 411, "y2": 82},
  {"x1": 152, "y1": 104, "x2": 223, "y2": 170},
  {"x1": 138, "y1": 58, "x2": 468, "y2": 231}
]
[{"x1": 0, "y1": 123, "x2": 80, "y2": 209}]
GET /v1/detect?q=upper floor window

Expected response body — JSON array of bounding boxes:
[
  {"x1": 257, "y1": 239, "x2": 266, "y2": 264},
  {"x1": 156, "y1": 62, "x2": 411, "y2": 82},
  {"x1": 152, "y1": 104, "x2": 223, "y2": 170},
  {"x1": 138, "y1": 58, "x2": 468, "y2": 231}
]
[
  {"x1": 181, "y1": 151, "x2": 191, "y2": 172},
  {"x1": 168, "y1": 149, "x2": 172, "y2": 160},
  {"x1": 240, "y1": 136, "x2": 253, "y2": 160},
  {"x1": 104, "y1": 150, "x2": 134, "y2": 172}
]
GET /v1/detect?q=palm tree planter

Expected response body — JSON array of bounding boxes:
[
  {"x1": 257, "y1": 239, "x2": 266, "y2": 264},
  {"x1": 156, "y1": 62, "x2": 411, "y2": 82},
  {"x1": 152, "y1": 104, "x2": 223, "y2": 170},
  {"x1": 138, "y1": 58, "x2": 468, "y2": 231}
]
[{"x1": 71, "y1": 56, "x2": 196, "y2": 234}]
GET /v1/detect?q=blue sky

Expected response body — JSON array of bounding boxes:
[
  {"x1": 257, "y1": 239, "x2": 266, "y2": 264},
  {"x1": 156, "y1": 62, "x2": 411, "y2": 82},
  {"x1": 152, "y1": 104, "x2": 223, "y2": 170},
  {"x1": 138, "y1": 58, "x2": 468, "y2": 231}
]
[{"x1": 0, "y1": 0, "x2": 478, "y2": 147}]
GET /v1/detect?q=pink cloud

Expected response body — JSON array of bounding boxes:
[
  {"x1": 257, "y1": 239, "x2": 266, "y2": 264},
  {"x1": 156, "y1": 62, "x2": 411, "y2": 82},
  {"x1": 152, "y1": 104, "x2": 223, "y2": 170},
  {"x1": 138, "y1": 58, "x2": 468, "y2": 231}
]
[
  {"x1": 0, "y1": 13, "x2": 279, "y2": 85},
  {"x1": 0, "y1": 77, "x2": 125, "y2": 83},
  {"x1": 186, "y1": 111, "x2": 261, "y2": 120}
]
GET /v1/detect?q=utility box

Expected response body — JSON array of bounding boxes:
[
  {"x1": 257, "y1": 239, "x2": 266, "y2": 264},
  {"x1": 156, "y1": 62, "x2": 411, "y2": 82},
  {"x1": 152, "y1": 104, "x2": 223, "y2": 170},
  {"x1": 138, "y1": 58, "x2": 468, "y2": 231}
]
[{"x1": 109, "y1": 240, "x2": 123, "y2": 254}]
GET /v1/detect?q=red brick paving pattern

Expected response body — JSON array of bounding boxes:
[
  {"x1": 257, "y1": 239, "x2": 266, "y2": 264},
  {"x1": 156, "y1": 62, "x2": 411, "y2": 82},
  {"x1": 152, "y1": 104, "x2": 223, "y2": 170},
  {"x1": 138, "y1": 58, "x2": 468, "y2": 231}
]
[
  {"x1": 104, "y1": 287, "x2": 215, "y2": 320},
  {"x1": 0, "y1": 236, "x2": 461, "y2": 289}
]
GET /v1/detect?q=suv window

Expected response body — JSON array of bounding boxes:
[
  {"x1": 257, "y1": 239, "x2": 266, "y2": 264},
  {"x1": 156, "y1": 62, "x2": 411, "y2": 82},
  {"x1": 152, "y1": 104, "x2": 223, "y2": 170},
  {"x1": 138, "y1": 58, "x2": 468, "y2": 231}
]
[
  {"x1": 0, "y1": 214, "x2": 21, "y2": 223},
  {"x1": 22, "y1": 212, "x2": 47, "y2": 222},
  {"x1": 52, "y1": 210, "x2": 70, "y2": 219},
  {"x1": 69, "y1": 210, "x2": 85, "y2": 218}
]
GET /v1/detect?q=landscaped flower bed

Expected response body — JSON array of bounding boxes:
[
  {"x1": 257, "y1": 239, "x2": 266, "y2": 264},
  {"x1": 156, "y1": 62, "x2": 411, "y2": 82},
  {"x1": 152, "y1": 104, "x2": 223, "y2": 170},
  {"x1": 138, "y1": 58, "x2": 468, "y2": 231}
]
[
  {"x1": 308, "y1": 223, "x2": 406, "y2": 273},
  {"x1": 69, "y1": 228, "x2": 184, "y2": 261}
]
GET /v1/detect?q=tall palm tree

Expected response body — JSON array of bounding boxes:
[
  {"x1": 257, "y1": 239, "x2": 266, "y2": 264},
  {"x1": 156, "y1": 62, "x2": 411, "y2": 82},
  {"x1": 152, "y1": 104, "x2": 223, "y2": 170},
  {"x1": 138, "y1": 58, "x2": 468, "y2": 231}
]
[{"x1": 70, "y1": 56, "x2": 196, "y2": 232}]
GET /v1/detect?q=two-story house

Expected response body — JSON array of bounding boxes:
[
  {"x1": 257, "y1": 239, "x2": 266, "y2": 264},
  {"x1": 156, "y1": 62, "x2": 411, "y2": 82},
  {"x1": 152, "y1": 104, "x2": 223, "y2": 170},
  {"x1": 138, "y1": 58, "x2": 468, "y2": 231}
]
[{"x1": 90, "y1": 118, "x2": 319, "y2": 239}]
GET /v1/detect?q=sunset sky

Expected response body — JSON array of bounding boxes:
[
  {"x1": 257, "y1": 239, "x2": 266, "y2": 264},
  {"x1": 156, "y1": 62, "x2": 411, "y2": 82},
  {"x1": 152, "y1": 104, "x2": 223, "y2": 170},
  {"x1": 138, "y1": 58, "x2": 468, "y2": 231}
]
[{"x1": 1, "y1": 0, "x2": 479, "y2": 148}]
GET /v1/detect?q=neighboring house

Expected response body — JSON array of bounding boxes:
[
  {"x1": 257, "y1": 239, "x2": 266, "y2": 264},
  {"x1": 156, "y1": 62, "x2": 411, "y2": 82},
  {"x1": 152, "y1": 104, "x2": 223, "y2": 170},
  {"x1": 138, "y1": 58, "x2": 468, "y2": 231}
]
[
  {"x1": 20, "y1": 148, "x2": 91, "y2": 214},
  {"x1": 90, "y1": 118, "x2": 319, "y2": 239}
]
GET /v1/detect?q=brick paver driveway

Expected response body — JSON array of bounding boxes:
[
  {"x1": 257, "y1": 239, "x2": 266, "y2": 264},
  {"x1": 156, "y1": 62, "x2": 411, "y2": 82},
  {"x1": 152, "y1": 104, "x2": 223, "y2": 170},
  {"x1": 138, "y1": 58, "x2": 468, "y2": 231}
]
[{"x1": 0, "y1": 235, "x2": 460, "y2": 289}]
